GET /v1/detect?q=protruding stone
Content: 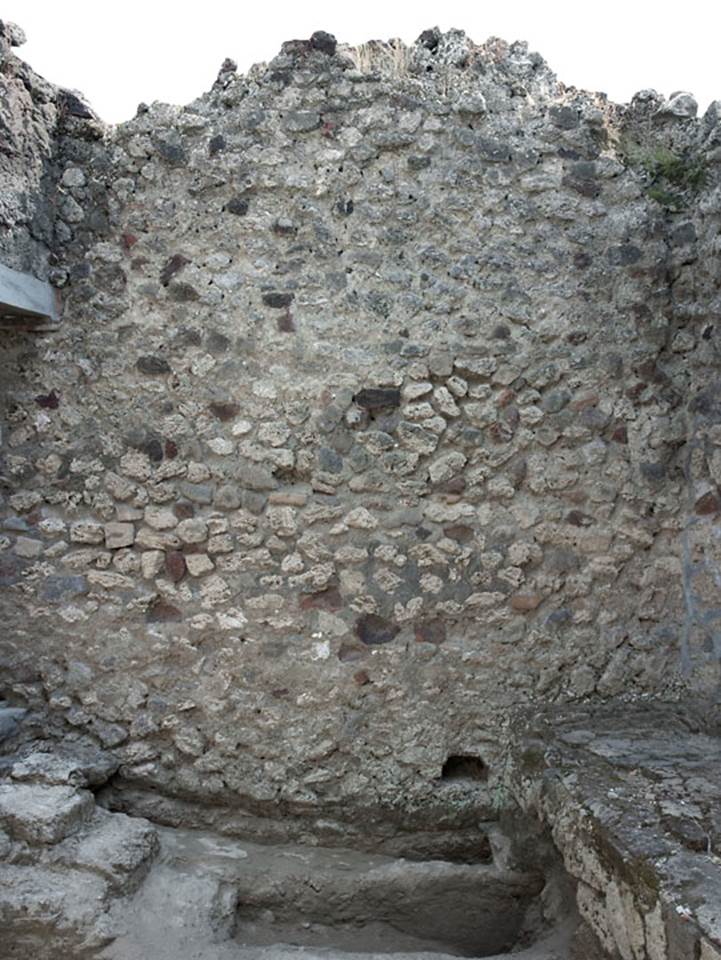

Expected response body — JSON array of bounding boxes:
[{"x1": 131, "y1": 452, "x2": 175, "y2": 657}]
[
  {"x1": 212, "y1": 485, "x2": 238, "y2": 511},
  {"x1": 10, "y1": 746, "x2": 119, "y2": 788},
  {"x1": 50, "y1": 809, "x2": 159, "y2": 894},
  {"x1": 14, "y1": 536, "x2": 42, "y2": 558},
  {"x1": 656, "y1": 91, "x2": 698, "y2": 119},
  {"x1": 310, "y1": 30, "x2": 337, "y2": 55},
  {"x1": 176, "y1": 518, "x2": 208, "y2": 544},
  {"x1": 185, "y1": 553, "x2": 214, "y2": 577},
  {"x1": 429, "y1": 452, "x2": 466, "y2": 484},
  {"x1": 1, "y1": 20, "x2": 26, "y2": 46},
  {"x1": 141, "y1": 550, "x2": 164, "y2": 579},
  {"x1": 143, "y1": 506, "x2": 177, "y2": 530},
  {"x1": 104, "y1": 522, "x2": 135, "y2": 549},
  {"x1": 70, "y1": 522, "x2": 104, "y2": 545},
  {"x1": 0, "y1": 705, "x2": 26, "y2": 742},
  {"x1": 344, "y1": 507, "x2": 378, "y2": 529},
  {"x1": 283, "y1": 111, "x2": 321, "y2": 133}
]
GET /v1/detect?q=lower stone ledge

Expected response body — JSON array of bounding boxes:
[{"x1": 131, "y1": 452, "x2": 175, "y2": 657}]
[{"x1": 506, "y1": 700, "x2": 721, "y2": 960}]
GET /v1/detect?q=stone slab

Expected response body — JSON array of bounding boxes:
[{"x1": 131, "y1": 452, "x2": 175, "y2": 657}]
[{"x1": 0, "y1": 261, "x2": 60, "y2": 327}]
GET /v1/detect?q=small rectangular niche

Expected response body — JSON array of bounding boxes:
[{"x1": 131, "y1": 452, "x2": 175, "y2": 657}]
[{"x1": 0, "y1": 262, "x2": 61, "y2": 330}]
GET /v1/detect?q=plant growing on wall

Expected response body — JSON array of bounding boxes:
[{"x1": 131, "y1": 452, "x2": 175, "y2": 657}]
[{"x1": 621, "y1": 140, "x2": 707, "y2": 211}]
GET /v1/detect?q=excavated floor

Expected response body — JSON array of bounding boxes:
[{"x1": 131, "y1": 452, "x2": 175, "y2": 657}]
[
  {"x1": 0, "y1": 709, "x2": 571, "y2": 960},
  {"x1": 6, "y1": 700, "x2": 721, "y2": 958},
  {"x1": 100, "y1": 826, "x2": 557, "y2": 960}
]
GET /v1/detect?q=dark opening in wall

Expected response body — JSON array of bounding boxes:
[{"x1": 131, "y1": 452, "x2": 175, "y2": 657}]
[{"x1": 441, "y1": 755, "x2": 488, "y2": 782}]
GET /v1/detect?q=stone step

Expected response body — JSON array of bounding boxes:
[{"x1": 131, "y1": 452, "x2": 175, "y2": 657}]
[
  {"x1": 46, "y1": 808, "x2": 159, "y2": 894},
  {"x1": 0, "y1": 782, "x2": 95, "y2": 845},
  {"x1": 0, "y1": 864, "x2": 113, "y2": 958},
  {"x1": 0, "y1": 783, "x2": 159, "y2": 956}
]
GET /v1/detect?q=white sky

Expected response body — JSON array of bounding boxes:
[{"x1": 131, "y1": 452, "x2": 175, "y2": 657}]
[{"x1": 5, "y1": 0, "x2": 720, "y2": 124}]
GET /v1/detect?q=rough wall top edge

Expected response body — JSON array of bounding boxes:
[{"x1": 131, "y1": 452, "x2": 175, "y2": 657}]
[{"x1": 1, "y1": 17, "x2": 721, "y2": 823}]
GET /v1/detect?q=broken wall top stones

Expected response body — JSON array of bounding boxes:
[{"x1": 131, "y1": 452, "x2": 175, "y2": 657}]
[
  {"x1": 0, "y1": 17, "x2": 100, "y2": 283},
  {"x1": 1, "y1": 23, "x2": 721, "y2": 827}
]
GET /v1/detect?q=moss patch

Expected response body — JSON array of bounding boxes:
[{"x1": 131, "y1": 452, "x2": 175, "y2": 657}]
[{"x1": 621, "y1": 141, "x2": 707, "y2": 211}]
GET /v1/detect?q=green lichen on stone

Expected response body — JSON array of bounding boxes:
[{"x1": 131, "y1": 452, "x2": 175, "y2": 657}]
[
  {"x1": 588, "y1": 816, "x2": 660, "y2": 910},
  {"x1": 622, "y1": 140, "x2": 707, "y2": 210},
  {"x1": 620, "y1": 138, "x2": 707, "y2": 209},
  {"x1": 645, "y1": 146, "x2": 706, "y2": 190},
  {"x1": 647, "y1": 184, "x2": 686, "y2": 210},
  {"x1": 519, "y1": 745, "x2": 547, "y2": 776}
]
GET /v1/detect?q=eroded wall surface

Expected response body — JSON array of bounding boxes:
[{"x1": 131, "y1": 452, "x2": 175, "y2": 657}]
[{"x1": 1, "y1": 26, "x2": 721, "y2": 826}]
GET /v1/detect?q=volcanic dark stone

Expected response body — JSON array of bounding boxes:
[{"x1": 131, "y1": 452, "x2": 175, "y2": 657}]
[
  {"x1": 356, "y1": 614, "x2": 400, "y2": 646},
  {"x1": 209, "y1": 402, "x2": 240, "y2": 422},
  {"x1": 136, "y1": 356, "x2": 171, "y2": 375},
  {"x1": 60, "y1": 90, "x2": 93, "y2": 119},
  {"x1": 208, "y1": 134, "x2": 226, "y2": 156},
  {"x1": 309, "y1": 31, "x2": 337, "y2": 55},
  {"x1": 262, "y1": 292, "x2": 294, "y2": 308},
  {"x1": 225, "y1": 197, "x2": 249, "y2": 216},
  {"x1": 35, "y1": 390, "x2": 59, "y2": 409},
  {"x1": 146, "y1": 599, "x2": 183, "y2": 623},
  {"x1": 156, "y1": 141, "x2": 187, "y2": 166},
  {"x1": 160, "y1": 254, "x2": 190, "y2": 286},
  {"x1": 354, "y1": 388, "x2": 401, "y2": 410}
]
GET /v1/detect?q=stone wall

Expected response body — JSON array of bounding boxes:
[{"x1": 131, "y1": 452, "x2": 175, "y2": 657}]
[
  {"x1": 0, "y1": 20, "x2": 99, "y2": 281},
  {"x1": 1, "y1": 25, "x2": 721, "y2": 830}
]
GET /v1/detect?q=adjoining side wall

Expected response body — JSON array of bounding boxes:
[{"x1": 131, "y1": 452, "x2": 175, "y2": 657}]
[
  {"x1": 1, "y1": 29, "x2": 721, "y2": 828},
  {"x1": 0, "y1": 22, "x2": 59, "y2": 280}
]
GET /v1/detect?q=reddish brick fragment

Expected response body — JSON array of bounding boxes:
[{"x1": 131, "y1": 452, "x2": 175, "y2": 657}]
[
  {"x1": 146, "y1": 600, "x2": 182, "y2": 623},
  {"x1": 414, "y1": 619, "x2": 447, "y2": 644},
  {"x1": 35, "y1": 390, "x2": 59, "y2": 409},
  {"x1": 165, "y1": 551, "x2": 186, "y2": 582},
  {"x1": 511, "y1": 594, "x2": 543, "y2": 612},
  {"x1": 695, "y1": 492, "x2": 720, "y2": 516},
  {"x1": 209, "y1": 401, "x2": 240, "y2": 422},
  {"x1": 300, "y1": 586, "x2": 343, "y2": 612}
]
